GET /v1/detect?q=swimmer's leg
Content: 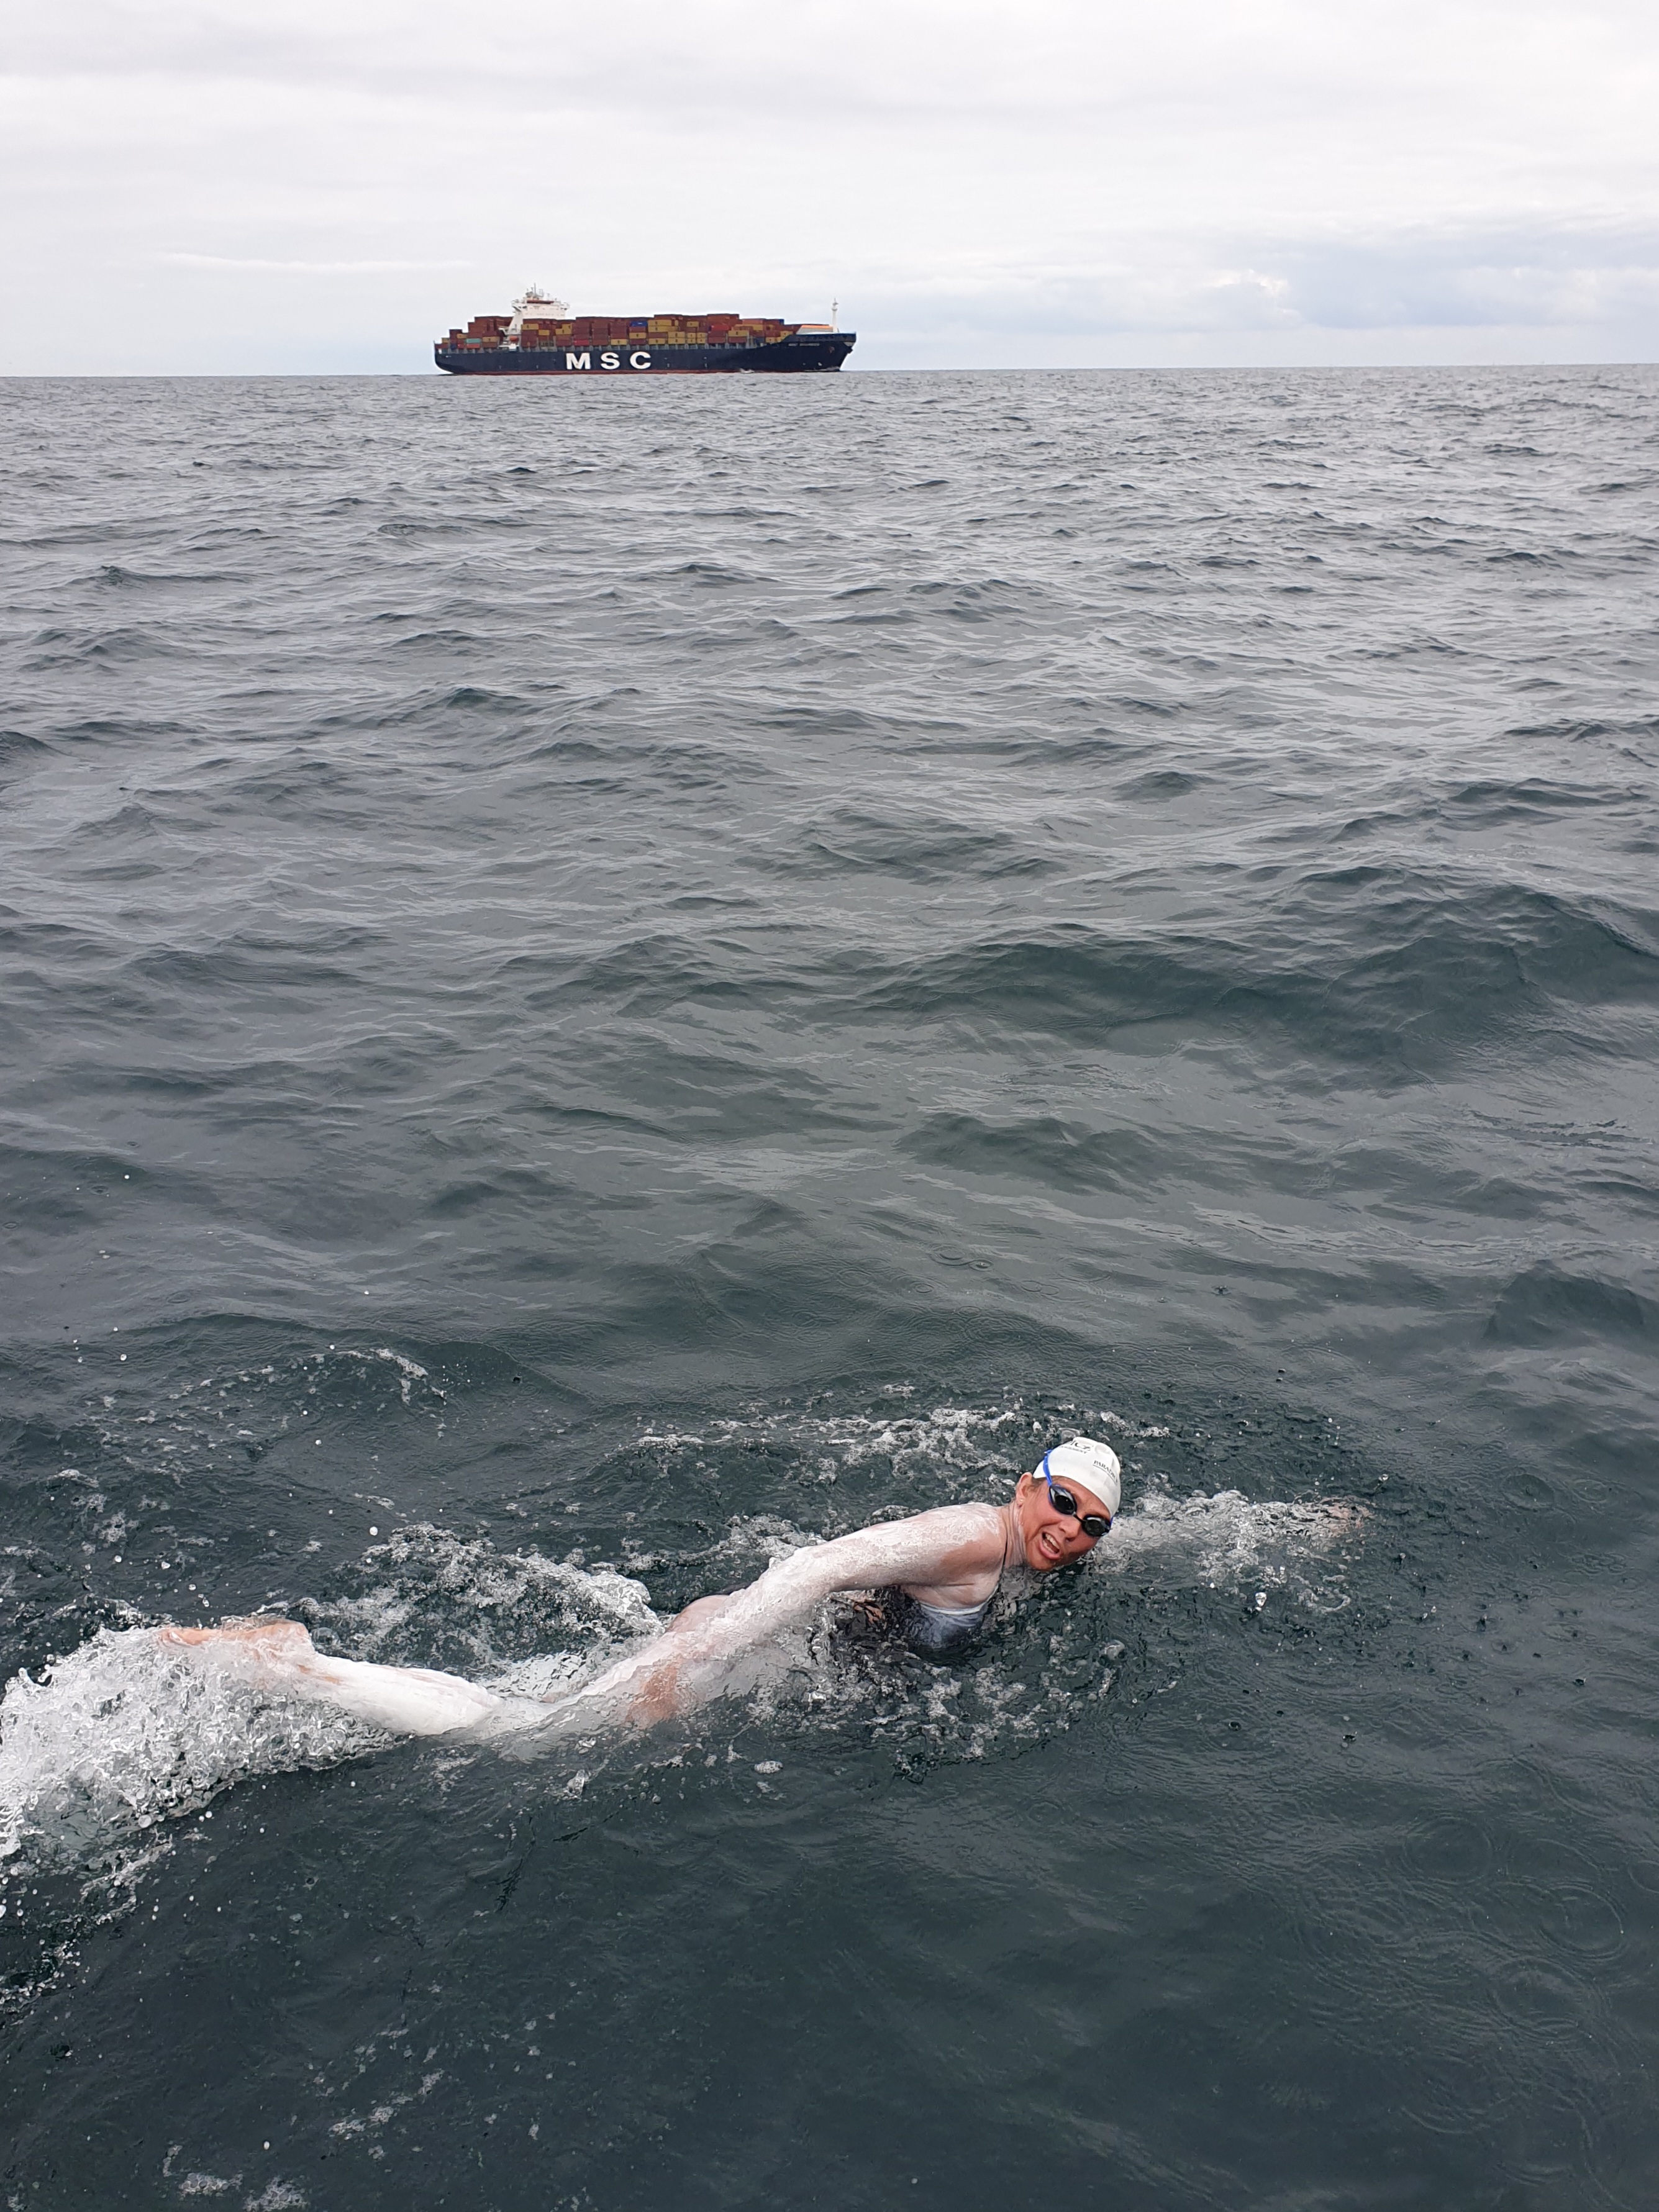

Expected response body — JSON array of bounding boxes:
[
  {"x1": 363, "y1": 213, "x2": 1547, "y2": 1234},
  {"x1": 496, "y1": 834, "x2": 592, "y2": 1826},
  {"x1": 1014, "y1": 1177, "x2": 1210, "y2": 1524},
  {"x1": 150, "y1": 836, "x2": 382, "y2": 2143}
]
[
  {"x1": 522, "y1": 1595, "x2": 732, "y2": 1734},
  {"x1": 159, "y1": 1617, "x2": 311, "y2": 1657},
  {"x1": 666, "y1": 1593, "x2": 735, "y2": 1633},
  {"x1": 158, "y1": 1617, "x2": 506, "y2": 1737}
]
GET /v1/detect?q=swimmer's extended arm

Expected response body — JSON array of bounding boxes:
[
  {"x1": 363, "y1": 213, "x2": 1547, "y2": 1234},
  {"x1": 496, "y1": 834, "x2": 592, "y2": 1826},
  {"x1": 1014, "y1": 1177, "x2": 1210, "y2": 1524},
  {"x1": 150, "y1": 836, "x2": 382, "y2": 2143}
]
[
  {"x1": 617, "y1": 1504, "x2": 1006, "y2": 1723},
  {"x1": 711, "y1": 1505, "x2": 1005, "y2": 1634}
]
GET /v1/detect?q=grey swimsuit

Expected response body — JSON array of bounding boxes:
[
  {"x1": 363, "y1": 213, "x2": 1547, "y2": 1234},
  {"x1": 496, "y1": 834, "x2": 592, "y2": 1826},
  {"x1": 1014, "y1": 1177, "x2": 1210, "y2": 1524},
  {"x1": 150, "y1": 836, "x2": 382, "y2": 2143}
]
[{"x1": 889, "y1": 1589, "x2": 995, "y2": 1657}]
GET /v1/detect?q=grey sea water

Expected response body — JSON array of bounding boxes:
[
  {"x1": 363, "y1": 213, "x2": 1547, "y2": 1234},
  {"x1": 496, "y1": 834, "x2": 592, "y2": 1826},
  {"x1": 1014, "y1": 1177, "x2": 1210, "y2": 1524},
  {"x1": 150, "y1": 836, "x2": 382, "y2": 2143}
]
[{"x1": 2, "y1": 365, "x2": 1657, "y2": 2210}]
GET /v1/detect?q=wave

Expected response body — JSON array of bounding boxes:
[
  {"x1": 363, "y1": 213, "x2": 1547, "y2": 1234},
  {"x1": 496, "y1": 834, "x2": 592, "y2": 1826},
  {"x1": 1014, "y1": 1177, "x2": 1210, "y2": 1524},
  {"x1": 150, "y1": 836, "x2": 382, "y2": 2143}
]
[
  {"x1": 860, "y1": 877, "x2": 1659, "y2": 1072},
  {"x1": 1484, "y1": 1261, "x2": 1655, "y2": 1346}
]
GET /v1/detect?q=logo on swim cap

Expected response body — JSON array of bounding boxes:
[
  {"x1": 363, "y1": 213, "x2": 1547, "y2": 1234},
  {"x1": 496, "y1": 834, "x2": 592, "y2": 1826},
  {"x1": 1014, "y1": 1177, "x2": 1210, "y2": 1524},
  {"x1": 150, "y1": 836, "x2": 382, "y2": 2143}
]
[{"x1": 1041, "y1": 1437, "x2": 1122, "y2": 1516}]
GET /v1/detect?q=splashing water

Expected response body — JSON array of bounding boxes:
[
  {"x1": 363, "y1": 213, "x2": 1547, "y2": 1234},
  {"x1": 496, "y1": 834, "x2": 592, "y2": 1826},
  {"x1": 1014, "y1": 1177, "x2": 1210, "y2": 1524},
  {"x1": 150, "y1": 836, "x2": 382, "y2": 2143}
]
[
  {"x1": 0, "y1": 1627, "x2": 379, "y2": 1879},
  {"x1": 310, "y1": 1522, "x2": 663, "y2": 1678},
  {"x1": 1097, "y1": 1482, "x2": 1367, "y2": 1613},
  {"x1": 0, "y1": 1534, "x2": 665, "y2": 1893}
]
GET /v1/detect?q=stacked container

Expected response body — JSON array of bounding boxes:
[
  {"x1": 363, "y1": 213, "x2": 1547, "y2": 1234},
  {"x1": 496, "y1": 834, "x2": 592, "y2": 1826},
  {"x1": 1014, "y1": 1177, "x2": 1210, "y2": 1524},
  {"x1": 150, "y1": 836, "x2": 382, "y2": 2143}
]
[{"x1": 435, "y1": 301, "x2": 853, "y2": 371}]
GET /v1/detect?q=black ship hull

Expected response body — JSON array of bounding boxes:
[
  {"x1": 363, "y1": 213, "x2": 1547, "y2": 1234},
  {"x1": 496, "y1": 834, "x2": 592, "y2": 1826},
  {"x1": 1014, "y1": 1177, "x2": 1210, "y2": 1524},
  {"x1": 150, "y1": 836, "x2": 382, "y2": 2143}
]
[{"x1": 435, "y1": 332, "x2": 855, "y2": 376}]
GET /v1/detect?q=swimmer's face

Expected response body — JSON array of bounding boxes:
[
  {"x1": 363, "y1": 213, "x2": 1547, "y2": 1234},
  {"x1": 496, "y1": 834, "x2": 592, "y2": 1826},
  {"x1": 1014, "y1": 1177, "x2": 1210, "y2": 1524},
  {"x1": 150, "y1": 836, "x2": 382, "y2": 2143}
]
[{"x1": 1013, "y1": 1469, "x2": 1111, "y2": 1572}]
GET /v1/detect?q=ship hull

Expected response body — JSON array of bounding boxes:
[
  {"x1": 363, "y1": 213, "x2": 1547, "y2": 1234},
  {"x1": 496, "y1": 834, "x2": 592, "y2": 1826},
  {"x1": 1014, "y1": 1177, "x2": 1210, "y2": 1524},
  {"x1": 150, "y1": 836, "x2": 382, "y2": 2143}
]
[{"x1": 435, "y1": 332, "x2": 855, "y2": 376}]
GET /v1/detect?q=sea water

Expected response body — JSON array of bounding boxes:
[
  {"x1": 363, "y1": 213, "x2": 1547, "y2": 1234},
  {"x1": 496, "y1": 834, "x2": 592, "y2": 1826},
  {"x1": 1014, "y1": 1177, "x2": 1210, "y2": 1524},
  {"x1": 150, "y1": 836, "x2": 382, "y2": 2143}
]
[{"x1": 1, "y1": 366, "x2": 1657, "y2": 2209}]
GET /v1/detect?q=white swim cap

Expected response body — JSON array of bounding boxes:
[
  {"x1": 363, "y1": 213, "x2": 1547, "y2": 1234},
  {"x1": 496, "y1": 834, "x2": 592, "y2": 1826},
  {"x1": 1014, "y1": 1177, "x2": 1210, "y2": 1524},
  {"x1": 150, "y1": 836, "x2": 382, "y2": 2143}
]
[{"x1": 1039, "y1": 1437, "x2": 1122, "y2": 1517}]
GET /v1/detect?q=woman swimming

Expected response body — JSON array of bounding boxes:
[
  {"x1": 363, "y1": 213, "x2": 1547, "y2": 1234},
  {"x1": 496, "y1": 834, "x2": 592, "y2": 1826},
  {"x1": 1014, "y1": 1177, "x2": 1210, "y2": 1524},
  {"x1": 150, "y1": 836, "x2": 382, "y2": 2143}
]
[{"x1": 160, "y1": 1439, "x2": 1122, "y2": 1737}]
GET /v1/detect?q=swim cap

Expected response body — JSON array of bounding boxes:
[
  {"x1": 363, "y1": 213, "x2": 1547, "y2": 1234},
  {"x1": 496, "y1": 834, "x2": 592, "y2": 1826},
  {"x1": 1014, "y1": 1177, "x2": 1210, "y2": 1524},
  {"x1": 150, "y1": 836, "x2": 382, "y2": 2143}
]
[{"x1": 1039, "y1": 1437, "x2": 1122, "y2": 1517}]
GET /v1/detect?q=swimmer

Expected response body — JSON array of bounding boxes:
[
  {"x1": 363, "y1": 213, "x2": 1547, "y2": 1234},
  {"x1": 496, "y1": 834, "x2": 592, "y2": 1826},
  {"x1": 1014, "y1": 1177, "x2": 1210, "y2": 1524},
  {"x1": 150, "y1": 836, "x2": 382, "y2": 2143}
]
[{"x1": 160, "y1": 1438, "x2": 1122, "y2": 1738}]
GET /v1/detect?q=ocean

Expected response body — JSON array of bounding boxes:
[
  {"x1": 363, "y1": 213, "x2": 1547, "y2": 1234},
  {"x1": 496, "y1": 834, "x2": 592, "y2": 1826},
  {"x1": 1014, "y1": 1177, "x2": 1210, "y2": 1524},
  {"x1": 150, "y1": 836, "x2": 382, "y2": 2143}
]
[{"x1": 2, "y1": 365, "x2": 1657, "y2": 2210}]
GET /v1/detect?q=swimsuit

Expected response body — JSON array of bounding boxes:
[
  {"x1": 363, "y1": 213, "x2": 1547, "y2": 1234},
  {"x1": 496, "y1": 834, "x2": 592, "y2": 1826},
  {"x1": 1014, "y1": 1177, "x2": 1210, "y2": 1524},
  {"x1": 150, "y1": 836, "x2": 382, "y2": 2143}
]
[{"x1": 887, "y1": 1589, "x2": 995, "y2": 1657}]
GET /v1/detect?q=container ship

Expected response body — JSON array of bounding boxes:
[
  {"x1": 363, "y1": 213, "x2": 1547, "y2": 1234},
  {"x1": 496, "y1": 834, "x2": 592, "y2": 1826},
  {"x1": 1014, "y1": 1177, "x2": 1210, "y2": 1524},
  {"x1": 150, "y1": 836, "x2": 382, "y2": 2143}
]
[{"x1": 435, "y1": 287, "x2": 855, "y2": 375}]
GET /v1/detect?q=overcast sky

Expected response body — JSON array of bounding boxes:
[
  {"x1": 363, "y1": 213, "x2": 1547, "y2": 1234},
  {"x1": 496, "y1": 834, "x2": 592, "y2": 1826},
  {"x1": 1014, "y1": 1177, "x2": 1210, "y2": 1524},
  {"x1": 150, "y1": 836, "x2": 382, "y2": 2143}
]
[{"x1": 6, "y1": 0, "x2": 1657, "y2": 372}]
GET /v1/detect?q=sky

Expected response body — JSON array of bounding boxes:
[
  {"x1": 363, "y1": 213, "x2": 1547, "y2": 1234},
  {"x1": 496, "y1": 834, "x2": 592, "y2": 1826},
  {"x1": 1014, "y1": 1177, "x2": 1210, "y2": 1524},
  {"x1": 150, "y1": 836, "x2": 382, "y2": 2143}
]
[{"x1": 6, "y1": 0, "x2": 1657, "y2": 372}]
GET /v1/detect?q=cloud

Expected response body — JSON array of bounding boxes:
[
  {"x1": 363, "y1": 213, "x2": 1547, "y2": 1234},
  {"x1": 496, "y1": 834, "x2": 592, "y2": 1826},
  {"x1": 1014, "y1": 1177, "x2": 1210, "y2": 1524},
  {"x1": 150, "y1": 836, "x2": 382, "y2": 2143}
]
[
  {"x1": 871, "y1": 224, "x2": 1659, "y2": 337},
  {"x1": 4, "y1": 0, "x2": 1657, "y2": 370},
  {"x1": 157, "y1": 255, "x2": 471, "y2": 274}
]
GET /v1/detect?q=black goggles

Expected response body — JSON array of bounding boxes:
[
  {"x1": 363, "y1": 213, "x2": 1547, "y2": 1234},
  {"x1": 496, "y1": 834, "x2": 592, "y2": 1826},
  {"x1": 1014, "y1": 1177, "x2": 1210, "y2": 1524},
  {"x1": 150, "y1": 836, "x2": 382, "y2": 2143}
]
[{"x1": 1039, "y1": 1459, "x2": 1112, "y2": 1539}]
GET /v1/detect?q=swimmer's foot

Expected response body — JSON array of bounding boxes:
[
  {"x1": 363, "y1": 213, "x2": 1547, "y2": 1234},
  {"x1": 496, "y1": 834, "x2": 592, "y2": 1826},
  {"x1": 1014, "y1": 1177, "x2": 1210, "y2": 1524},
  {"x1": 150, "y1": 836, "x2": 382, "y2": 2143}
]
[
  {"x1": 158, "y1": 1616, "x2": 310, "y2": 1652},
  {"x1": 1318, "y1": 1502, "x2": 1371, "y2": 1539}
]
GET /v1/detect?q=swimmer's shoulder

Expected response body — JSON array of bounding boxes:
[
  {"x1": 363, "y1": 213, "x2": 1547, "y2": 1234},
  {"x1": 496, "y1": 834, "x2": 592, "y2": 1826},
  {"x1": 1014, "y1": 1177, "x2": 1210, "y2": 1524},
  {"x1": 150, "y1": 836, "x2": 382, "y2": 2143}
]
[{"x1": 902, "y1": 1499, "x2": 1006, "y2": 1560}]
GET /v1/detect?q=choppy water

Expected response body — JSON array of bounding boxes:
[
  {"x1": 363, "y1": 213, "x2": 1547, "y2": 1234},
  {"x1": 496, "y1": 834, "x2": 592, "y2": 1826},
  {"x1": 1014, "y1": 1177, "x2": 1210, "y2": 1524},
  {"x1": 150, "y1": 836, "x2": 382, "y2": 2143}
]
[{"x1": 2, "y1": 366, "x2": 1657, "y2": 2210}]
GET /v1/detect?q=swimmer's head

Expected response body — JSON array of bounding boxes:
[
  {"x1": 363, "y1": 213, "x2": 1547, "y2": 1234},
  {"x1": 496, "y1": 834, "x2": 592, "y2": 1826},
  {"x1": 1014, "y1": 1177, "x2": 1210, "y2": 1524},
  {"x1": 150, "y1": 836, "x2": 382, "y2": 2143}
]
[{"x1": 1012, "y1": 1437, "x2": 1122, "y2": 1571}]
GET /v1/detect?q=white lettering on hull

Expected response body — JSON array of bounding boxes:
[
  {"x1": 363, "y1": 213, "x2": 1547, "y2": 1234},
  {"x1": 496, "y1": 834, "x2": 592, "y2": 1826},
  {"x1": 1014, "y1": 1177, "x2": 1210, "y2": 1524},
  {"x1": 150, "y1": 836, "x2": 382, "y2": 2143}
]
[{"x1": 564, "y1": 349, "x2": 655, "y2": 371}]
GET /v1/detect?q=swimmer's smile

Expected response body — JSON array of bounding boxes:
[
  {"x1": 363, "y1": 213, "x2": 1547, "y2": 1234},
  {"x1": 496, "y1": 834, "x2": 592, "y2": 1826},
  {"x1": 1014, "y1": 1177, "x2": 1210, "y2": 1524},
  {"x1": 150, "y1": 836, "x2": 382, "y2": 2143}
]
[{"x1": 1035, "y1": 1522, "x2": 1075, "y2": 1564}]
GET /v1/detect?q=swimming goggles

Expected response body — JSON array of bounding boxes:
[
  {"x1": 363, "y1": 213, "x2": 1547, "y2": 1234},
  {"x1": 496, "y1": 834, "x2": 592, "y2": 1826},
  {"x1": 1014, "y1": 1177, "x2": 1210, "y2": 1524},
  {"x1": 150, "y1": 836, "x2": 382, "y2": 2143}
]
[{"x1": 1039, "y1": 1454, "x2": 1112, "y2": 1539}]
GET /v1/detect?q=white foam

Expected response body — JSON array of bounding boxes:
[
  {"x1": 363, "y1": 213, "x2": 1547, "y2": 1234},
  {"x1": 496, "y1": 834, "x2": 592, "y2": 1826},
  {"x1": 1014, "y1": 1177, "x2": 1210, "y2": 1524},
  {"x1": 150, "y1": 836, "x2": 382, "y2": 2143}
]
[
  {"x1": 315, "y1": 1523, "x2": 661, "y2": 1675},
  {"x1": 1096, "y1": 1484, "x2": 1366, "y2": 1610},
  {"x1": 365, "y1": 1347, "x2": 435, "y2": 1407},
  {"x1": 0, "y1": 1626, "x2": 379, "y2": 1877}
]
